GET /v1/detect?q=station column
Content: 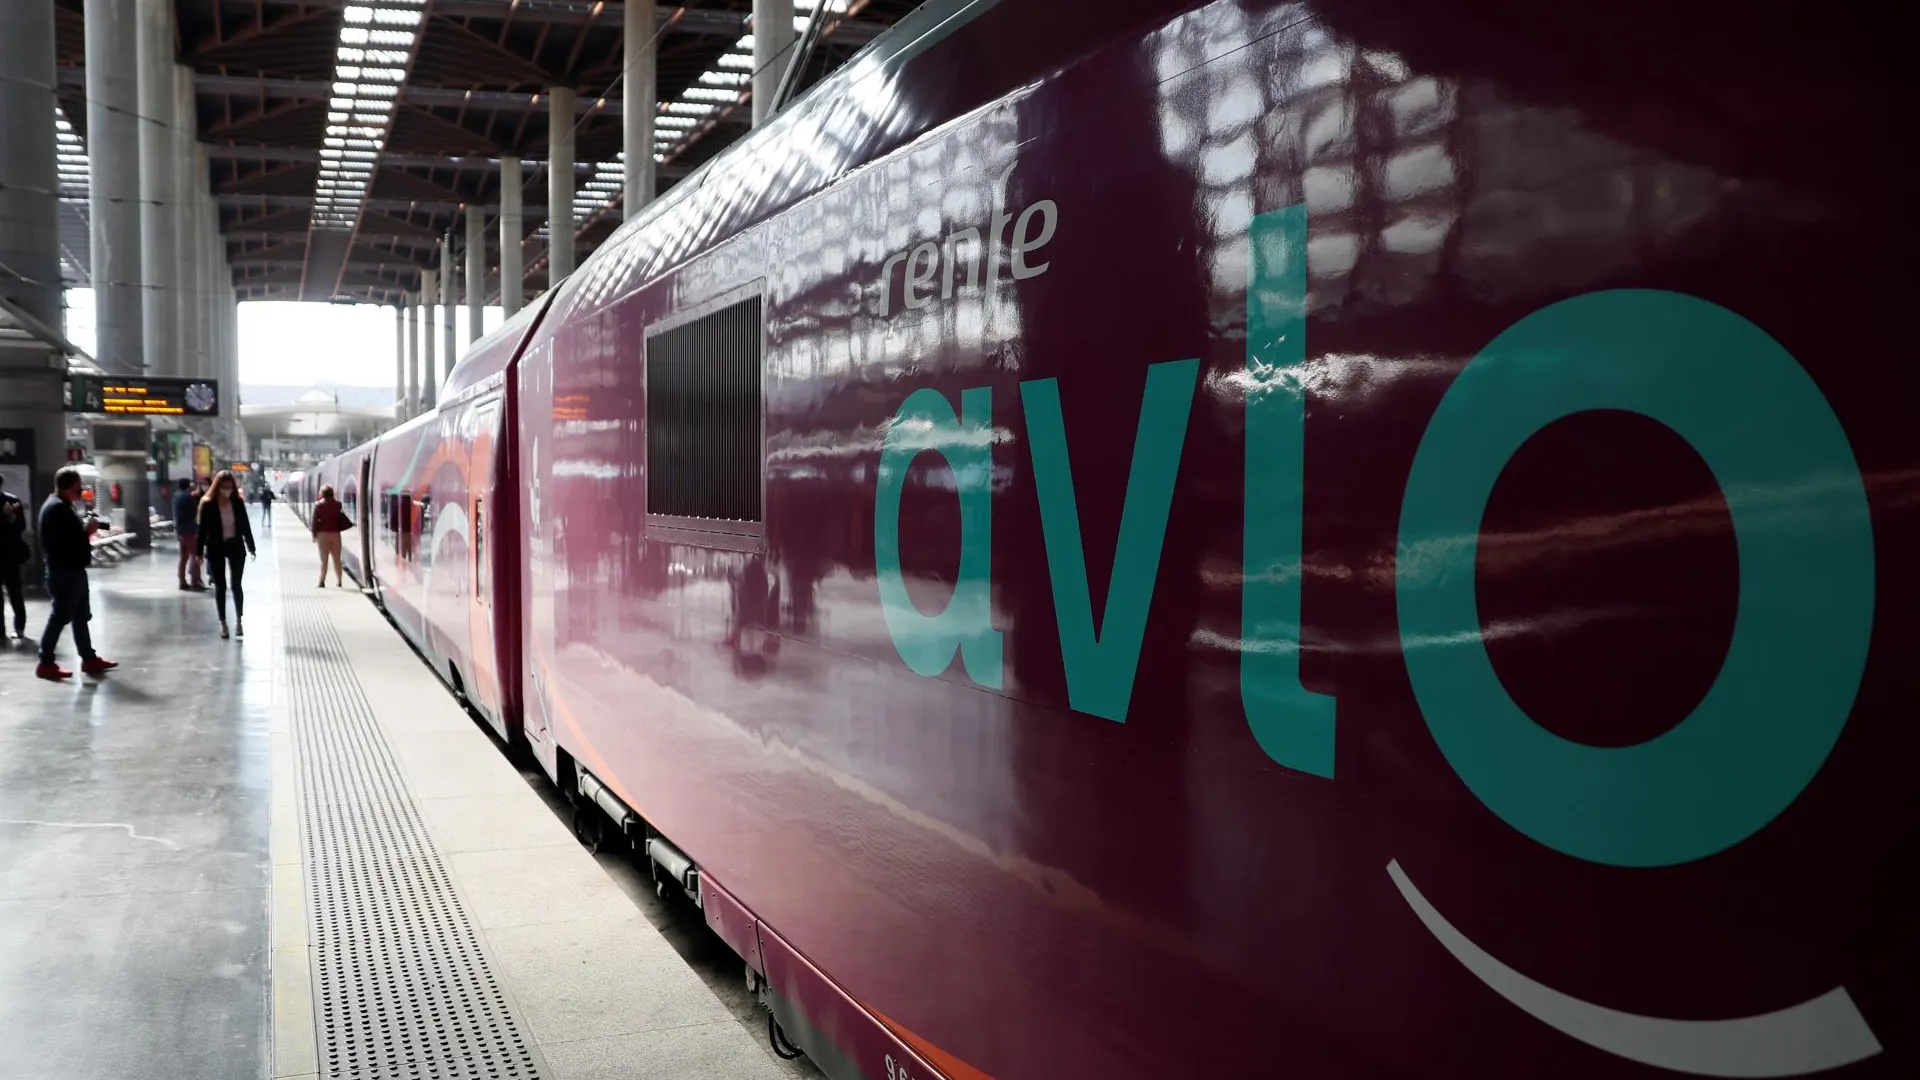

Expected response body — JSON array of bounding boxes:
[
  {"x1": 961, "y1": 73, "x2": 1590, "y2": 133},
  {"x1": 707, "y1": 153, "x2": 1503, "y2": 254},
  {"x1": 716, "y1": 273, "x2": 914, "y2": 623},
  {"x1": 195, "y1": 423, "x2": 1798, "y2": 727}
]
[
  {"x1": 174, "y1": 64, "x2": 203, "y2": 382},
  {"x1": 135, "y1": 0, "x2": 176, "y2": 379},
  {"x1": 466, "y1": 208, "x2": 484, "y2": 345},
  {"x1": 0, "y1": 0, "x2": 67, "y2": 533},
  {"x1": 547, "y1": 87, "x2": 577, "y2": 281},
  {"x1": 85, "y1": 0, "x2": 144, "y2": 378},
  {"x1": 500, "y1": 157, "x2": 523, "y2": 316},
  {"x1": 439, "y1": 235, "x2": 455, "y2": 378},
  {"x1": 400, "y1": 294, "x2": 414, "y2": 421},
  {"x1": 624, "y1": 1, "x2": 656, "y2": 216},
  {"x1": 752, "y1": 0, "x2": 795, "y2": 127},
  {"x1": 421, "y1": 269, "x2": 437, "y2": 410},
  {"x1": 87, "y1": 0, "x2": 151, "y2": 547},
  {"x1": 393, "y1": 301, "x2": 406, "y2": 425}
]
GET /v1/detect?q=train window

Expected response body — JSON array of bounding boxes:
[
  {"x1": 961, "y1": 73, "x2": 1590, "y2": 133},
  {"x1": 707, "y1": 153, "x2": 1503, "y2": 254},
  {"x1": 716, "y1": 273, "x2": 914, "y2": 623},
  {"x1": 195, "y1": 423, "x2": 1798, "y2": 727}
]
[
  {"x1": 417, "y1": 494, "x2": 432, "y2": 567},
  {"x1": 645, "y1": 292, "x2": 764, "y2": 530}
]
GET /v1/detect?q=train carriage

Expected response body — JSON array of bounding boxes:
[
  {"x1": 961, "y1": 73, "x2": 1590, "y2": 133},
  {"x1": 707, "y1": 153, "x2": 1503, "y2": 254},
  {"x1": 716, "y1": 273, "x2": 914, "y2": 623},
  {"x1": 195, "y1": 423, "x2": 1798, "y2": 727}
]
[
  {"x1": 305, "y1": 2, "x2": 1911, "y2": 1078},
  {"x1": 363, "y1": 299, "x2": 550, "y2": 740}
]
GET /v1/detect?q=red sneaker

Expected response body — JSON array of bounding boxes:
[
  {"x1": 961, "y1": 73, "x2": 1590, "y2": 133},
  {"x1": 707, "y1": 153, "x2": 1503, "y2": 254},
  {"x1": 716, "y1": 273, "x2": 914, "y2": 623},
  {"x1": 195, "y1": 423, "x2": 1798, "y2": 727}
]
[
  {"x1": 35, "y1": 663, "x2": 73, "y2": 681},
  {"x1": 81, "y1": 657, "x2": 118, "y2": 676}
]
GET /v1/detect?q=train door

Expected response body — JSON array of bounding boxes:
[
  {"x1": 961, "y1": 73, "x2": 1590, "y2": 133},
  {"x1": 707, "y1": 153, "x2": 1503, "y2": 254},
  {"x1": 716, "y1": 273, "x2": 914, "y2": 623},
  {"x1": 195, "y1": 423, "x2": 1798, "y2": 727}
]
[
  {"x1": 357, "y1": 454, "x2": 374, "y2": 591},
  {"x1": 467, "y1": 398, "x2": 504, "y2": 723},
  {"x1": 519, "y1": 344, "x2": 559, "y2": 782}
]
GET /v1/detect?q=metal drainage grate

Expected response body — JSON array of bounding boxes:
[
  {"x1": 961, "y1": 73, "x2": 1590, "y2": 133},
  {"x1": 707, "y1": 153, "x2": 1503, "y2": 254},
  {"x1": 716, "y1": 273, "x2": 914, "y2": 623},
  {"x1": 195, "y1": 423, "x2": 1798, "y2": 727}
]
[{"x1": 282, "y1": 589, "x2": 547, "y2": 1079}]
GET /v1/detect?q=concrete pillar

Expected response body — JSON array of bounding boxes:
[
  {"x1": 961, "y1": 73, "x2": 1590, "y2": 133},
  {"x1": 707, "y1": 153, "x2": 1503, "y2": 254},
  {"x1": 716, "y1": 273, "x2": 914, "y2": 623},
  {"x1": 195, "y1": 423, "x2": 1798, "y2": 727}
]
[
  {"x1": 415, "y1": 289, "x2": 429, "y2": 409},
  {"x1": 624, "y1": 1, "x2": 656, "y2": 216},
  {"x1": 173, "y1": 64, "x2": 201, "y2": 381},
  {"x1": 500, "y1": 157, "x2": 523, "y2": 316},
  {"x1": 85, "y1": 0, "x2": 144, "y2": 377},
  {"x1": 466, "y1": 209, "x2": 484, "y2": 345},
  {"x1": 439, "y1": 236, "x2": 455, "y2": 378},
  {"x1": 230, "y1": 283, "x2": 242, "y2": 455},
  {"x1": 393, "y1": 301, "x2": 406, "y2": 424},
  {"x1": 752, "y1": 0, "x2": 795, "y2": 127},
  {"x1": 135, "y1": 0, "x2": 176, "y2": 380},
  {"x1": 547, "y1": 87, "x2": 577, "y2": 281},
  {"x1": 0, "y1": 0, "x2": 60, "y2": 330},
  {"x1": 84, "y1": 0, "x2": 153, "y2": 545},
  {"x1": 0, "y1": 0, "x2": 69, "y2": 549},
  {"x1": 400, "y1": 295, "x2": 414, "y2": 420},
  {"x1": 420, "y1": 269, "x2": 436, "y2": 410},
  {"x1": 197, "y1": 150, "x2": 215, "y2": 384}
]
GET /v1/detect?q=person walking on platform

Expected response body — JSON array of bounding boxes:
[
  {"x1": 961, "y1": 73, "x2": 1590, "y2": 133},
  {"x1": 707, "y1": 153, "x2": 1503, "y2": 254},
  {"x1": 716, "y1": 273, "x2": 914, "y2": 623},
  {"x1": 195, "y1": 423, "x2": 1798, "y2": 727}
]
[
  {"x1": 197, "y1": 470, "x2": 256, "y2": 640},
  {"x1": 2, "y1": 486, "x2": 30, "y2": 639},
  {"x1": 256, "y1": 482, "x2": 274, "y2": 530},
  {"x1": 35, "y1": 467, "x2": 117, "y2": 680},
  {"x1": 172, "y1": 478, "x2": 205, "y2": 591},
  {"x1": 310, "y1": 485, "x2": 352, "y2": 589}
]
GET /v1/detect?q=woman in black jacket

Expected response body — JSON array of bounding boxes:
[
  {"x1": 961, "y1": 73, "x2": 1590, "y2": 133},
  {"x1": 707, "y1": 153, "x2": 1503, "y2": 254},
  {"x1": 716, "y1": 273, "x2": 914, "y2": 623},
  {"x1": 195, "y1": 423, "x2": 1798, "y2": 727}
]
[{"x1": 196, "y1": 470, "x2": 257, "y2": 639}]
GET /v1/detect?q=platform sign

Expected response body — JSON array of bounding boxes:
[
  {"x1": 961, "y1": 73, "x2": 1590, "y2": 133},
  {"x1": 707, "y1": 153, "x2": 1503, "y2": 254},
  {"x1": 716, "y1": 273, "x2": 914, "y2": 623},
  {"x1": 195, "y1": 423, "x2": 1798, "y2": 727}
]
[
  {"x1": 66, "y1": 375, "x2": 220, "y2": 417},
  {"x1": 194, "y1": 444, "x2": 213, "y2": 481}
]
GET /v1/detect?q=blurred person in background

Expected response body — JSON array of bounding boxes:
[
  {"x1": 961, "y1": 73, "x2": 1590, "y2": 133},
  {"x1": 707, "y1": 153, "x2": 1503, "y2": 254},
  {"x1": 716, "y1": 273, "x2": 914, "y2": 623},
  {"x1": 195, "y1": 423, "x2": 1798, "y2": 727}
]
[
  {"x1": 310, "y1": 484, "x2": 353, "y2": 589},
  {"x1": 172, "y1": 478, "x2": 206, "y2": 591},
  {"x1": 2, "y1": 485, "x2": 29, "y2": 639}
]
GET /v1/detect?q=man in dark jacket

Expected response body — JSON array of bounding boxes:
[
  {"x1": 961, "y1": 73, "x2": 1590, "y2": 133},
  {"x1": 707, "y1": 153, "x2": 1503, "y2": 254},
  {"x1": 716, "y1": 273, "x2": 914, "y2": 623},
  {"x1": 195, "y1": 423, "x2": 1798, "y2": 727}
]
[
  {"x1": 172, "y1": 478, "x2": 204, "y2": 590},
  {"x1": 1, "y1": 486, "x2": 29, "y2": 638},
  {"x1": 36, "y1": 466, "x2": 117, "y2": 680}
]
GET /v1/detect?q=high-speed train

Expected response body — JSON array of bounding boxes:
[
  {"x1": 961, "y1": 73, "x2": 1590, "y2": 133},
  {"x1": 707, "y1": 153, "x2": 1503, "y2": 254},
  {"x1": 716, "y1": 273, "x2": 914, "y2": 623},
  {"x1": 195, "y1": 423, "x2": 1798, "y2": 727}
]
[{"x1": 292, "y1": 1, "x2": 1911, "y2": 1076}]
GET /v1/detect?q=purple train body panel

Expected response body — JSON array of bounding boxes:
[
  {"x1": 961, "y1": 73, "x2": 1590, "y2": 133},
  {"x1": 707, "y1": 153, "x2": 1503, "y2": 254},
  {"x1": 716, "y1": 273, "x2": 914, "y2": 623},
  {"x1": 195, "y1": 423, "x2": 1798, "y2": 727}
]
[{"x1": 310, "y1": 3, "x2": 1912, "y2": 1077}]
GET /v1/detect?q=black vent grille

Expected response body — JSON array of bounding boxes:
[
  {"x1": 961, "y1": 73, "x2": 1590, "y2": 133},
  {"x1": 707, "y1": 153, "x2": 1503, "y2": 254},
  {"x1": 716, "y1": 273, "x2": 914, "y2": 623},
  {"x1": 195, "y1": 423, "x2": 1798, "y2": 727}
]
[{"x1": 646, "y1": 296, "x2": 763, "y2": 522}]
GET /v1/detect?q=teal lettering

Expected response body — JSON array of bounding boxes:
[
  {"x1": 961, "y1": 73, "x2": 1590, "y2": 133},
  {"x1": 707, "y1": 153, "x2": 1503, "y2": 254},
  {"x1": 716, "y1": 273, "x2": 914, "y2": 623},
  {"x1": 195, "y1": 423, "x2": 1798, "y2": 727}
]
[
  {"x1": 875, "y1": 386, "x2": 1002, "y2": 687},
  {"x1": 1022, "y1": 359, "x2": 1198, "y2": 722},
  {"x1": 1397, "y1": 289, "x2": 1874, "y2": 867},
  {"x1": 1241, "y1": 205, "x2": 1339, "y2": 777}
]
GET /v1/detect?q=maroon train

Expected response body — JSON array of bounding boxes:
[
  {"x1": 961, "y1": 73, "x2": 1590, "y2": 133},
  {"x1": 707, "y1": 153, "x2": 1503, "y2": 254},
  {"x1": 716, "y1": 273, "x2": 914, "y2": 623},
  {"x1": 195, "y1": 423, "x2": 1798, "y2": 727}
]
[{"x1": 291, "y1": 1, "x2": 1911, "y2": 1077}]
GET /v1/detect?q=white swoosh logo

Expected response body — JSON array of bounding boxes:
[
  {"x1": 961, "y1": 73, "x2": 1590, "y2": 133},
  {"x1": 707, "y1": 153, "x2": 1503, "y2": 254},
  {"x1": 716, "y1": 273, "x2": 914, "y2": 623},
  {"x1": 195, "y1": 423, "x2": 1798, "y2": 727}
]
[
  {"x1": 432, "y1": 500, "x2": 469, "y2": 556},
  {"x1": 1386, "y1": 860, "x2": 1882, "y2": 1076}
]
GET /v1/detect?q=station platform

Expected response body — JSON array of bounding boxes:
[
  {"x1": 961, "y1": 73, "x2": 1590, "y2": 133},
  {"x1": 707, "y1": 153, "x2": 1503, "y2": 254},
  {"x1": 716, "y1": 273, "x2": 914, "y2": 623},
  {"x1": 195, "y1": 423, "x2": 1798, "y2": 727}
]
[{"x1": 1, "y1": 509, "x2": 819, "y2": 1080}]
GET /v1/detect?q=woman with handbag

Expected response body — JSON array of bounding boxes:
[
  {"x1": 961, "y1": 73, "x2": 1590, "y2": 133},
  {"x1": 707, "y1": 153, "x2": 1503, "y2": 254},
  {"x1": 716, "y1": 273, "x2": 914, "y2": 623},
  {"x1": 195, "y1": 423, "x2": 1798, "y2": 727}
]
[{"x1": 311, "y1": 485, "x2": 353, "y2": 588}]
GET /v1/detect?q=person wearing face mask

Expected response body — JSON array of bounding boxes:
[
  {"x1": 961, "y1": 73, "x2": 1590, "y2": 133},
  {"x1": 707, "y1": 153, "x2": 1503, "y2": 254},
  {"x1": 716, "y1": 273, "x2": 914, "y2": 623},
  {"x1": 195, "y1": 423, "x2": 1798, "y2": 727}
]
[{"x1": 196, "y1": 470, "x2": 257, "y2": 640}]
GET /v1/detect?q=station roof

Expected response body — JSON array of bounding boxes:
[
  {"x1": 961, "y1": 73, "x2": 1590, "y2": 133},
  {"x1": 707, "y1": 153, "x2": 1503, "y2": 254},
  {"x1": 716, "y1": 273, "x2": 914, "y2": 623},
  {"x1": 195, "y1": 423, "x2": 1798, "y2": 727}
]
[{"x1": 53, "y1": 1, "x2": 919, "y2": 305}]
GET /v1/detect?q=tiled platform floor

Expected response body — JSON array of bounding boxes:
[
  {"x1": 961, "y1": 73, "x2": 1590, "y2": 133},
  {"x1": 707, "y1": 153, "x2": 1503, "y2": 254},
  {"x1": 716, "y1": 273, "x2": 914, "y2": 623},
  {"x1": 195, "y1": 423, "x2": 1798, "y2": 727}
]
[
  {"x1": 2, "y1": 511, "x2": 819, "y2": 1080},
  {"x1": 1, "y1": 523, "x2": 279, "y2": 1080}
]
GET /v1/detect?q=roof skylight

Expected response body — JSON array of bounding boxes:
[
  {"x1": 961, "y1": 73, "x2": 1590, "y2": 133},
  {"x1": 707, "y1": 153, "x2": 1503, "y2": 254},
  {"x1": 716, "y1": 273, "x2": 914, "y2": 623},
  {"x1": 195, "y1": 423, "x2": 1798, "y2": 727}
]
[
  {"x1": 310, "y1": 0, "x2": 427, "y2": 233},
  {"x1": 55, "y1": 106, "x2": 89, "y2": 205},
  {"x1": 561, "y1": 3, "x2": 851, "y2": 250}
]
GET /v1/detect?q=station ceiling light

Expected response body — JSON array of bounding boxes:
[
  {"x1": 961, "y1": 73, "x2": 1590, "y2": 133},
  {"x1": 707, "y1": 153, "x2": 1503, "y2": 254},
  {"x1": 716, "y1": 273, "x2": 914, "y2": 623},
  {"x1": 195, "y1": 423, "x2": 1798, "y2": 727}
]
[{"x1": 310, "y1": 0, "x2": 428, "y2": 233}]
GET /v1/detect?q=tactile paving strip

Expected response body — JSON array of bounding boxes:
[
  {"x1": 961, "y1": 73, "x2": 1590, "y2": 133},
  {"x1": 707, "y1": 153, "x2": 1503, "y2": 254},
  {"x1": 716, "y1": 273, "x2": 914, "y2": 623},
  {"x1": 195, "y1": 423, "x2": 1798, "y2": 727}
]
[{"x1": 282, "y1": 590, "x2": 547, "y2": 1079}]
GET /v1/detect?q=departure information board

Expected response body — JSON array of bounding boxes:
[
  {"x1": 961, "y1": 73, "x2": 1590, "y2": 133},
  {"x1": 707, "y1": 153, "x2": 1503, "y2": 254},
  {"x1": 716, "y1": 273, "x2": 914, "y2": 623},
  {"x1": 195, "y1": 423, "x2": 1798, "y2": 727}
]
[{"x1": 67, "y1": 375, "x2": 220, "y2": 417}]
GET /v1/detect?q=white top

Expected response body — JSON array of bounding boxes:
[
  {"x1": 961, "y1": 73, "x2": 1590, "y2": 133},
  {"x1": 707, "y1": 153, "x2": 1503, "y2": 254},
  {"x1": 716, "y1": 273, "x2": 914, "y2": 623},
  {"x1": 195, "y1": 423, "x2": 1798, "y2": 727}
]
[{"x1": 219, "y1": 501, "x2": 236, "y2": 540}]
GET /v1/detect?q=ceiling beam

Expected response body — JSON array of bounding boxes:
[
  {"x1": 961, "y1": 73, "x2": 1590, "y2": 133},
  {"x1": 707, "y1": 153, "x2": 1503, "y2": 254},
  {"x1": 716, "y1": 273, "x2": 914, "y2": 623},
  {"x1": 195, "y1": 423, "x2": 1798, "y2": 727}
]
[
  {"x1": 57, "y1": 67, "x2": 630, "y2": 114},
  {"x1": 245, "y1": 2, "x2": 755, "y2": 37},
  {"x1": 221, "y1": 192, "x2": 469, "y2": 215},
  {"x1": 205, "y1": 143, "x2": 689, "y2": 182}
]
